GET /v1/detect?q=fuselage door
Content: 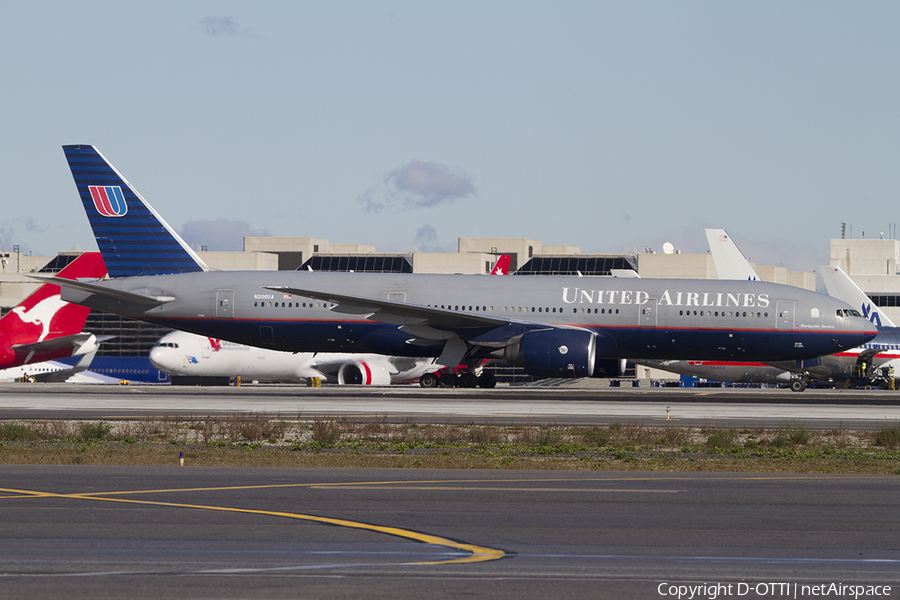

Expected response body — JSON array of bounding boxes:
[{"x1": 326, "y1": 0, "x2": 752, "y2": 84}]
[
  {"x1": 388, "y1": 292, "x2": 406, "y2": 303},
  {"x1": 776, "y1": 301, "x2": 795, "y2": 330},
  {"x1": 640, "y1": 298, "x2": 658, "y2": 327},
  {"x1": 216, "y1": 289, "x2": 235, "y2": 319}
]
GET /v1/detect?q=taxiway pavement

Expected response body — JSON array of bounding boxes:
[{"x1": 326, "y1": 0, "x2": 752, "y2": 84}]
[
  {"x1": 1, "y1": 466, "x2": 898, "y2": 600},
  {"x1": 0, "y1": 384, "x2": 898, "y2": 428}
]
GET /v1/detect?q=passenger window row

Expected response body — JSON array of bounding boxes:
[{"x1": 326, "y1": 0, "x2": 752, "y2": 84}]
[
  {"x1": 427, "y1": 305, "x2": 494, "y2": 312},
  {"x1": 253, "y1": 301, "x2": 333, "y2": 309},
  {"x1": 679, "y1": 310, "x2": 769, "y2": 318}
]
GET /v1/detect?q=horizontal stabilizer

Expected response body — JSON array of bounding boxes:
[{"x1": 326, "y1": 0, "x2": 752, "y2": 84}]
[
  {"x1": 37, "y1": 350, "x2": 97, "y2": 382},
  {"x1": 28, "y1": 275, "x2": 175, "y2": 306},
  {"x1": 12, "y1": 332, "x2": 96, "y2": 354}
]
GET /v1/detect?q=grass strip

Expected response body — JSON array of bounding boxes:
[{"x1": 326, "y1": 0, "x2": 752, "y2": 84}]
[{"x1": 1, "y1": 417, "x2": 898, "y2": 473}]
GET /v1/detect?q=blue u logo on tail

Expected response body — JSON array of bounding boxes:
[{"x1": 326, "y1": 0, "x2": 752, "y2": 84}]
[{"x1": 88, "y1": 186, "x2": 127, "y2": 217}]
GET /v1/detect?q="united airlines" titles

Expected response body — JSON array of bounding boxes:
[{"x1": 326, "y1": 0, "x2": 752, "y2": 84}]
[{"x1": 561, "y1": 288, "x2": 770, "y2": 308}]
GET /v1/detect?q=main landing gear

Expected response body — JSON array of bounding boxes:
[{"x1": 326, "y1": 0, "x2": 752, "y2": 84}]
[
  {"x1": 419, "y1": 370, "x2": 496, "y2": 388},
  {"x1": 789, "y1": 379, "x2": 807, "y2": 393}
]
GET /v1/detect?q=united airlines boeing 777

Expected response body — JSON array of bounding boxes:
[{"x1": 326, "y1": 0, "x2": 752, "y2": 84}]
[{"x1": 42, "y1": 145, "x2": 877, "y2": 387}]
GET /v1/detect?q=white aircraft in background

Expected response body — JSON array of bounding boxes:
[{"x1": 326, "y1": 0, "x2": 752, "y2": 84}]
[
  {"x1": 636, "y1": 230, "x2": 900, "y2": 390},
  {"x1": 149, "y1": 330, "x2": 440, "y2": 385}
]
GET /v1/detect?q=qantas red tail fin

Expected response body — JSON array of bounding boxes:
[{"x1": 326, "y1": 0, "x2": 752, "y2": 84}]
[
  {"x1": 1, "y1": 252, "x2": 106, "y2": 367},
  {"x1": 490, "y1": 255, "x2": 511, "y2": 275}
]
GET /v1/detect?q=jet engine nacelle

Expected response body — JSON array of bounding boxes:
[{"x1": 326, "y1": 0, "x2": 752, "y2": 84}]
[
  {"x1": 336, "y1": 360, "x2": 392, "y2": 385},
  {"x1": 503, "y1": 329, "x2": 597, "y2": 378},
  {"x1": 593, "y1": 358, "x2": 627, "y2": 378}
]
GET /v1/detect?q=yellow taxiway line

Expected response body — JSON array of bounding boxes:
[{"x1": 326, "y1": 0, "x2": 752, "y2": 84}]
[{"x1": 0, "y1": 485, "x2": 505, "y2": 565}]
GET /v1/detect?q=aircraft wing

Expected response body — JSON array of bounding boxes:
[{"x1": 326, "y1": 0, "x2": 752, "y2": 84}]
[
  {"x1": 265, "y1": 284, "x2": 581, "y2": 367},
  {"x1": 28, "y1": 275, "x2": 175, "y2": 306},
  {"x1": 265, "y1": 285, "x2": 511, "y2": 330}
]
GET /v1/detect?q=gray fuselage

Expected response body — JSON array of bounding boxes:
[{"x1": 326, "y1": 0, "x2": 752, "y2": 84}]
[{"x1": 62, "y1": 270, "x2": 877, "y2": 365}]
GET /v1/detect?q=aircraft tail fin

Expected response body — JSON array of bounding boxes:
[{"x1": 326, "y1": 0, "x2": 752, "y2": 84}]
[
  {"x1": 1, "y1": 252, "x2": 106, "y2": 359},
  {"x1": 62, "y1": 145, "x2": 209, "y2": 277},
  {"x1": 490, "y1": 255, "x2": 511, "y2": 275},
  {"x1": 705, "y1": 228, "x2": 761, "y2": 281},
  {"x1": 820, "y1": 265, "x2": 895, "y2": 328}
]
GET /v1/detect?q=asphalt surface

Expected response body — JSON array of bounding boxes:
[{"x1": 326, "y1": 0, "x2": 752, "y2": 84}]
[
  {"x1": 1, "y1": 383, "x2": 899, "y2": 428},
  {"x1": 1, "y1": 466, "x2": 898, "y2": 600}
]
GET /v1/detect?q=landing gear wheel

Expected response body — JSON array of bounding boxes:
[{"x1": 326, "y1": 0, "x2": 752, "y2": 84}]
[
  {"x1": 477, "y1": 372, "x2": 497, "y2": 388},
  {"x1": 419, "y1": 373, "x2": 439, "y2": 388},
  {"x1": 789, "y1": 379, "x2": 807, "y2": 392},
  {"x1": 457, "y1": 372, "x2": 478, "y2": 388},
  {"x1": 438, "y1": 373, "x2": 458, "y2": 388}
]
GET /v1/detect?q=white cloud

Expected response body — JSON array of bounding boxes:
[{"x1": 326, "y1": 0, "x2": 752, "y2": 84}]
[
  {"x1": 200, "y1": 16, "x2": 248, "y2": 37},
  {"x1": 359, "y1": 161, "x2": 476, "y2": 213}
]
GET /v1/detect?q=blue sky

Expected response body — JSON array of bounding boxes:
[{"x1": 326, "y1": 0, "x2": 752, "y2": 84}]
[{"x1": 2, "y1": 1, "x2": 898, "y2": 272}]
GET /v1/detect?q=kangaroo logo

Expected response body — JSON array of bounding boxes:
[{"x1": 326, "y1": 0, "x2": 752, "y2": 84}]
[{"x1": 10, "y1": 295, "x2": 69, "y2": 342}]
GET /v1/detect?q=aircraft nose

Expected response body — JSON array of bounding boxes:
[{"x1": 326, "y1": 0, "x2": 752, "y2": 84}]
[
  {"x1": 148, "y1": 347, "x2": 171, "y2": 371},
  {"x1": 860, "y1": 317, "x2": 878, "y2": 335},
  {"x1": 853, "y1": 316, "x2": 879, "y2": 344}
]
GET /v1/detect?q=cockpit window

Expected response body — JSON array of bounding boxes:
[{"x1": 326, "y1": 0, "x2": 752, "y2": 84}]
[{"x1": 836, "y1": 309, "x2": 861, "y2": 318}]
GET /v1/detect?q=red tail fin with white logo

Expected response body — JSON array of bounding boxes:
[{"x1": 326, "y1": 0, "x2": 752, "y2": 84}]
[
  {"x1": 0, "y1": 252, "x2": 106, "y2": 368},
  {"x1": 490, "y1": 255, "x2": 511, "y2": 275}
]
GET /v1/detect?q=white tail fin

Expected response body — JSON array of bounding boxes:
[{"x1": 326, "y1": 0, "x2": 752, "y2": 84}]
[
  {"x1": 705, "y1": 228, "x2": 760, "y2": 281},
  {"x1": 820, "y1": 265, "x2": 894, "y2": 328}
]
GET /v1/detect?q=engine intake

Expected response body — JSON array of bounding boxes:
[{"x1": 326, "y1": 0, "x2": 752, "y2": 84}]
[{"x1": 336, "y1": 360, "x2": 391, "y2": 385}]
